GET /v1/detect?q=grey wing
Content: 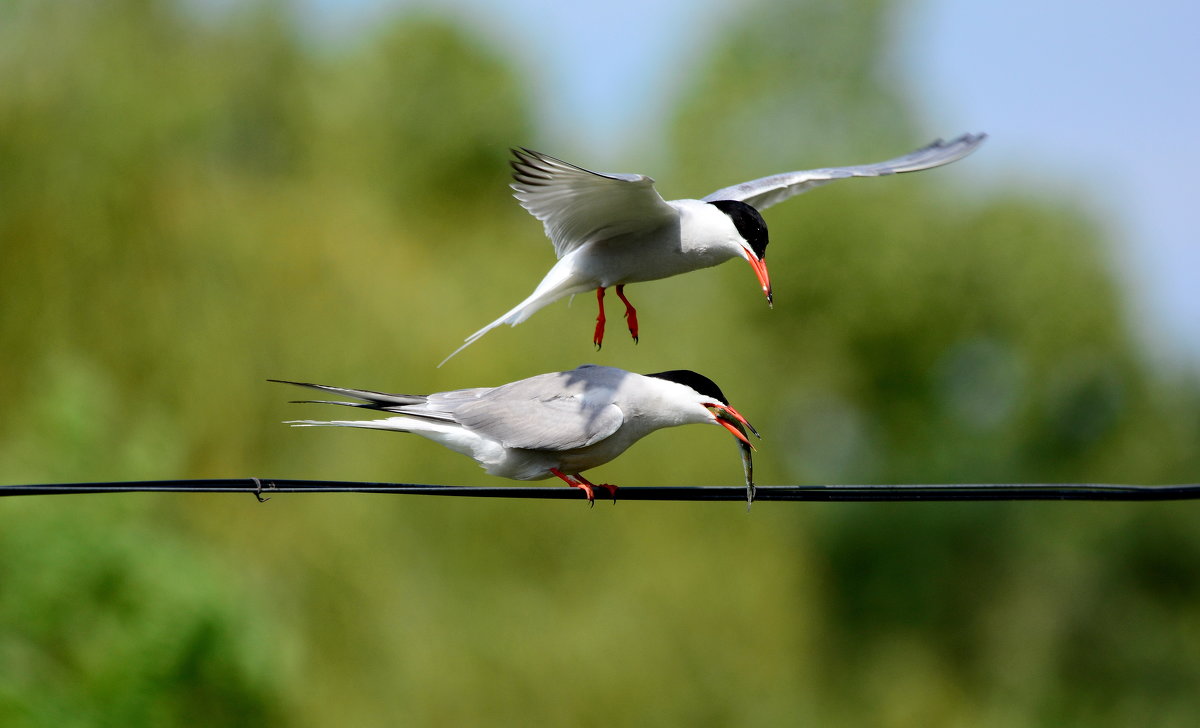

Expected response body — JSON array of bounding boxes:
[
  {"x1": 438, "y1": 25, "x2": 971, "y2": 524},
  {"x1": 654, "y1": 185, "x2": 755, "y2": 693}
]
[
  {"x1": 398, "y1": 387, "x2": 491, "y2": 421},
  {"x1": 510, "y1": 148, "x2": 678, "y2": 258},
  {"x1": 702, "y1": 133, "x2": 987, "y2": 211},
  {"x1": 450, "y1": 373, "x2": 625, "y2": 451}
]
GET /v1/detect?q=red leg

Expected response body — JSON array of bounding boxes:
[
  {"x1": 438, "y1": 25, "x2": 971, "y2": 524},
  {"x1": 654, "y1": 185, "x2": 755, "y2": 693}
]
[
  {"x1": 550, "y1": 468, "x2": 618, "y2": 506},
  {"x1": 615, "y1": 284, "x2": 638, "y2": 343},
  {"x1": 551, "y1": 467, "x2": 595, "y2": 506},
  {"x1": 593, "y1": 287, "x2": 607, "y2": 349}
]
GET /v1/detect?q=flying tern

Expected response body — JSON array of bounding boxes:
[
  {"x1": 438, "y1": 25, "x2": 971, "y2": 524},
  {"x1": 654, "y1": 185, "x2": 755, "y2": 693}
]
[
  {"x1": 272, "y1": 364, "x2": 760, "y2": 505},
  {"x1": 440, "y1": 133, "x2": 986, "y2": 365}
]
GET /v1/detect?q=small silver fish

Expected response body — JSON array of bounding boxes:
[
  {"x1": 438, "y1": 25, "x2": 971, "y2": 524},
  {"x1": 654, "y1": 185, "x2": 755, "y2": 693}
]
[{"x1": 739, "y1": 439, "x2": 756, "y2": 511}]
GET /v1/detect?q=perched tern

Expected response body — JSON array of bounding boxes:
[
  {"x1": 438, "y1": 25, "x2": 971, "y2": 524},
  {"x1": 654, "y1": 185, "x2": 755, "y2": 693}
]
[
  {"x1": 272, "y1": 365, "x2": 760, "y2": 505},
  {"x1": 440, "y1": 133, "x2": 986, "y2": 365}
]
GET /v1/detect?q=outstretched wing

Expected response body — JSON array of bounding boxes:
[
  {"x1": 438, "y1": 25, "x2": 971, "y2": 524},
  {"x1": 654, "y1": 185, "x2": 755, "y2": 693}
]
[
  {"x1": 702, "y1": 133, "x2": 986, "y2": 211},
  {"x1": 510, "y1": 148, "x2": 678, "y2": 258}
]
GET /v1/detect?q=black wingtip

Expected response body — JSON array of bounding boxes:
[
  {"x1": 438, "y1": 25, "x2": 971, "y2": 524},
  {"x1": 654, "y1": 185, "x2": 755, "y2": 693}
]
[{"x1": 268, "y1": 378, "x2": 311, "y2": 388}]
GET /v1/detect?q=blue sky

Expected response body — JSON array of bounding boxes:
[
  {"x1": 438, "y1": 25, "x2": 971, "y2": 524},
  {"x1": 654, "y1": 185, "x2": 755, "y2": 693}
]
[
  {"x1": 304, "y1": 0, "x2": 1200, "y2": 369},
  {"x1": 903, "y1": 1, "x2": 1200, "y2": 370}
]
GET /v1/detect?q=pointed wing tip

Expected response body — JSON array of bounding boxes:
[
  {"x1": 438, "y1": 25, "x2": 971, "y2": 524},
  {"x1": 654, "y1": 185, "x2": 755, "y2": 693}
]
[
  {"x1": 510, "y1": 147, "x2": 538, "y2": 166},
  {"x1": 901, "y1": 132, "x2": 988, "y2": 170},
  {"x1": 946, "y1": 131, "x2": 988, "y2": 152},
  {"x1": 268, "y1": 378, "x2": 315, "y2": 388}
]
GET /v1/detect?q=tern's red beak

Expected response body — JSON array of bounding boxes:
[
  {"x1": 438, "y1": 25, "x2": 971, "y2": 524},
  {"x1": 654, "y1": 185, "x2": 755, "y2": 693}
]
[
  {"x1": 707, "y1": 403, "x2": 760, "y2": 450},
  {"x1": 742, "y1": 249, "x2": 773, "y2": 307}
]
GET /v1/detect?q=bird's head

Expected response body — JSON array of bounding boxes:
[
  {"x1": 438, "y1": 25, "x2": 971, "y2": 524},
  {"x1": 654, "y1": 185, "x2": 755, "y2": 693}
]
[
  {"x1": 645, "y1": 369, "x2": 760, "y2": 450},
  {"x1": 707, "y1": 199, "x2": 772, "y2": 307}
]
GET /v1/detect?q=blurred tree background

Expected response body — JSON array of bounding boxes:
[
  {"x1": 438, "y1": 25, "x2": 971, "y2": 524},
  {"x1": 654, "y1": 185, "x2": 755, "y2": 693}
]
[{"x1": 1, "y1": 0, "x2": 1198, "y2": 725}]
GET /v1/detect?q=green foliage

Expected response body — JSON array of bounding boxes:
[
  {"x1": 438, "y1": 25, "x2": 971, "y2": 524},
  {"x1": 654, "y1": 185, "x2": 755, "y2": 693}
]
[
  {"x1": 0, "y1": 500, "x2": 288, "y2": 726},
  {"x1": 1, "y1": 0, "x2": 1197, "y2": 726}
]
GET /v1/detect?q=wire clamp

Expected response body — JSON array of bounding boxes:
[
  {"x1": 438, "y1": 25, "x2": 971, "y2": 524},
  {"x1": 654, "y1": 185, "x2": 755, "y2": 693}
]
[{"x1": 251, "y1": 477, "x2": 275, "y2": 503}]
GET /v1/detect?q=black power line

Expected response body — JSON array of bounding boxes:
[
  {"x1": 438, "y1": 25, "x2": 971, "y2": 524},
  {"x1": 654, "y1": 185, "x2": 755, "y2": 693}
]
[{"x1": 2, "y1": 479, "x2": 1199, "y2": 502}]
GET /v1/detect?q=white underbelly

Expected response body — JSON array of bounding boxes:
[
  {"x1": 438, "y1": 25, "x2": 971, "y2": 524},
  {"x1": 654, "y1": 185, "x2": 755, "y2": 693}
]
[{"x1": 574, "y1": 234, "x2": 732, "y2": 287}]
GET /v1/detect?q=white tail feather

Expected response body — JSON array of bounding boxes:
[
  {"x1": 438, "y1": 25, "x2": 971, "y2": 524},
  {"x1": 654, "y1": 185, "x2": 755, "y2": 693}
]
[
  {"x1": 438, "y1": 261, "x2": 591, "y2": 367},
  {"x1": 285, "y1": 419, "x2": 408, "y2": 430}
]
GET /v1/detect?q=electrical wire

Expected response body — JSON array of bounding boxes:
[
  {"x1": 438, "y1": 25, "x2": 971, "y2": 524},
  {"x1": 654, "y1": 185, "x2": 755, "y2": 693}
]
[{"x1": 2, "y1": 479, "x2": 1199, "y2": 502}]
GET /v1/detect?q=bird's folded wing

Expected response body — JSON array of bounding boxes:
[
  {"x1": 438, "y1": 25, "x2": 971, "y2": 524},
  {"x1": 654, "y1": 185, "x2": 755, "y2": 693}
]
[
  {"x1": 511, "y1": 148, "x2": 677, "y2": 258},
  {"x1": 701, "y1": 133, "x2": 987, "y2": 211},
  {"x1": 453, "y1": 394, "x2": 624, "y2": 451}
]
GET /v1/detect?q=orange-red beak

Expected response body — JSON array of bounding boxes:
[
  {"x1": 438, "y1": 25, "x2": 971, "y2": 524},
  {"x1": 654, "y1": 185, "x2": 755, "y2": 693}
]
[
  {"x1": 706, "y1": 401, "x2": 759, "y2": 510},
  {"x1": 707, "y1": 403, "x2": 760, "y2": 450},
  {"x1": 741, "y1": 249, "x2": 773, "y2": 307}
]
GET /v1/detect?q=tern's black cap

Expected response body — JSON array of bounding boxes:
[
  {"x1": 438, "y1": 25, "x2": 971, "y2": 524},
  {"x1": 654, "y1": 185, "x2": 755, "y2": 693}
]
[
  {"x1": 707, "y1": 199, "x2": 768, "y2": 260},
  {"x1": 646, "y1": 369, "x2": 730, "y2": 405}
]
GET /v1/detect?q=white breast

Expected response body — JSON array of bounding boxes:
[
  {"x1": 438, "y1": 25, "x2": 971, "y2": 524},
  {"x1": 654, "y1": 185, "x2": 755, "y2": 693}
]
[{"x1": 567, "y1": 200, "x2": 743, "y2": 287}]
